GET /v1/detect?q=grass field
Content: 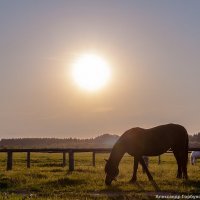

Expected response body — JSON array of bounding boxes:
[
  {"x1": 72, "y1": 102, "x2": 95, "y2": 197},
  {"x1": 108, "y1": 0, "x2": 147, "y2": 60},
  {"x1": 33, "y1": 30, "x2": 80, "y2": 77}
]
[{"x1": 0, "y1": 152, "x2": 200, "y2": 200}]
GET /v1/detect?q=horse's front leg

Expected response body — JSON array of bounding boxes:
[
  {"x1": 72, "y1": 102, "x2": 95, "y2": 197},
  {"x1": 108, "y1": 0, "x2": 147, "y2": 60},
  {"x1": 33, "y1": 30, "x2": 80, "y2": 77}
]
[
  {"x1": 129, "y1": 156, "x2": 139, "y2": 183},
  {"x1": 139, "y1": 157, "x2": 153, "y2": 181}
]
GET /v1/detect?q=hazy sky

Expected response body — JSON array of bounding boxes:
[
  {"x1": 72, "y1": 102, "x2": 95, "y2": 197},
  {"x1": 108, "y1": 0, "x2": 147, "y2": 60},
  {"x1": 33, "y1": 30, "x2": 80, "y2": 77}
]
[{"x1": 0, "y1": 0, "x2": 200, "y2": 139}]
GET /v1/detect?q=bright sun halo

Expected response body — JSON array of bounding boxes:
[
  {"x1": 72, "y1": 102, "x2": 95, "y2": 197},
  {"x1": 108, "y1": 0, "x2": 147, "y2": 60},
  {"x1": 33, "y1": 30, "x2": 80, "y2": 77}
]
[{"x1": 71, "y1": 54, "x2": 111, "y2": 91}]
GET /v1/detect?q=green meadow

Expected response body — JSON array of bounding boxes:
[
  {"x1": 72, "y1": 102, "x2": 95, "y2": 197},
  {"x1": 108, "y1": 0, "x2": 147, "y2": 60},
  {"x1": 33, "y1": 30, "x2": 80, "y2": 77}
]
[{"x1": 0, "y1": 152, "x2": 200, "y2": 200}]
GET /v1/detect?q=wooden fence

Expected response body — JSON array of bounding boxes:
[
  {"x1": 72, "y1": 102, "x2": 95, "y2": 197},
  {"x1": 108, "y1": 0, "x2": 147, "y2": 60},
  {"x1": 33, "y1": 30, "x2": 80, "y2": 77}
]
[
  {"x1": 0, "y1": 148, "x2": 111, "y2": 171},
  {"x1": 0, "y1": 148, "x2": 200, "y2": 171}
]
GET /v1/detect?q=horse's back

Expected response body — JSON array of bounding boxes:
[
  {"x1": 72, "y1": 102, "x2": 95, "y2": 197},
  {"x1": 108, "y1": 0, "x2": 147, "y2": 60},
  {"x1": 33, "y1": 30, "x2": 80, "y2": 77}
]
[
  {"x1": 121, "y1": 124, "x2": 187, "y2": 142},
  {"x1": 119, "y1": 124, "x2": 188, "y2": 156},
  {"x1": 191, "y1": 151, "x2": 200, "y2": 158},
  {"x1": 149, "y1": 124, "x2": 188, "y2": 145}
]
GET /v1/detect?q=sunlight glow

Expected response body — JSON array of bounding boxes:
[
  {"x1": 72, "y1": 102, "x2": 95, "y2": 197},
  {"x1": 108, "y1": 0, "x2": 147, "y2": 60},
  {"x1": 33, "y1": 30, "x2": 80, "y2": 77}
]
[{"x1": 71, "y1": 54, "x2": 111, "y2": 91}]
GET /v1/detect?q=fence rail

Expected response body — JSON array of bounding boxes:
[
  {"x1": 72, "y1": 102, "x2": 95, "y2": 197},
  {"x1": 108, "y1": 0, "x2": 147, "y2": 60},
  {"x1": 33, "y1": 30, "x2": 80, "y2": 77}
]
[{"x1": 0, "y1": 148, "x2": 200, "y2": 171}]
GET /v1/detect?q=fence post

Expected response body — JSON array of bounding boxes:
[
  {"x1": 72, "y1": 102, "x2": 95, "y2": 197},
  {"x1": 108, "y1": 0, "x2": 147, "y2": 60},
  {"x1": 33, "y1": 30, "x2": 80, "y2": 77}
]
[
  {"x1": 7, "y1": 151, "x2": 13, "y2": 171},
  {"x1": 69, "y1": 150, "x2": 74, "y2": 171},
  {"x1": 92, "y1": 152, "x2": 96, "y2": 167},
  {"x1": 27, "y1": 152, "x2": 31, "y2": 168},
  {"x1": 158, "y1": 155, "x2": 161, "y2": 165},
  {"x1": 63, "y1": 152, "x2": 66, "y2": 167}
]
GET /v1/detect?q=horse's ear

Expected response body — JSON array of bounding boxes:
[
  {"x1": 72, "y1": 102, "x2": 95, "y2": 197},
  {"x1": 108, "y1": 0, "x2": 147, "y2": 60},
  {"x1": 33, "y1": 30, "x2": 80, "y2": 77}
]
[{"x1": 104, "y1": 159, "x2": 108, "y2": 162}]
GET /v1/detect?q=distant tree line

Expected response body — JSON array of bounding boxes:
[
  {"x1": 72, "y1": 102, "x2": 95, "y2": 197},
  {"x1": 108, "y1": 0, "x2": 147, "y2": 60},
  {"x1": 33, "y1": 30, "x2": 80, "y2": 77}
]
[
  {"x1": 0, "y1": 133, "x2": 200, "y2": 149},
  {"x1": 0, "y1": 134, "x2": 119, "y2": 149},
  {"x1": 189, "y1": 132, "x2": 200, "y2": 147}
]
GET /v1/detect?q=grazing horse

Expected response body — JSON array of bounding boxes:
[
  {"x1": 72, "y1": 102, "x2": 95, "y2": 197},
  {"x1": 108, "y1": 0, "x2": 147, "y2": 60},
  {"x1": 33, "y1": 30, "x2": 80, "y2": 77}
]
[
  {"x1": 190, "y1": 151, "x2": 200, "y2": 165},
  {"x1": 105, "y1": 124, "x2": 188, "y2": 185}
]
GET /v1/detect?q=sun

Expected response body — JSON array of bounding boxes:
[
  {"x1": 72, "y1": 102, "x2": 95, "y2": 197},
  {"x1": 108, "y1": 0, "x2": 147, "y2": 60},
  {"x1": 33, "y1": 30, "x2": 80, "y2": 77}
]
[{"x1": 71, "y1": 54, "x2": 111, "y2": 91}]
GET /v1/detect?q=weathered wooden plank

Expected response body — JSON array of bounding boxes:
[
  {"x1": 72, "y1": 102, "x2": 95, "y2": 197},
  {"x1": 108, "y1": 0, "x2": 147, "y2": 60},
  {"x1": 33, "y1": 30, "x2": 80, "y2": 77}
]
[
  {"x1": 0, "y1": 147, "x2": 199, "y2": 153},
  {"x1": 27, "y1": 152, "x2": 31, "y2": 168},
  {"x1": 92, "y1": 152, "x2": 96, "y2": 167},
  {"x1": 0, "y1": 148, "x2": 112, "y2": 153},
  {"x1": 7, "y1": 151, "x2": 13, "y2": 171},
  {"x1": 69, "y1": 150, "x2": 74, "y2": 171},
  {"x1": 63, "y1": 152, "x2": 66, "y2": 167}
]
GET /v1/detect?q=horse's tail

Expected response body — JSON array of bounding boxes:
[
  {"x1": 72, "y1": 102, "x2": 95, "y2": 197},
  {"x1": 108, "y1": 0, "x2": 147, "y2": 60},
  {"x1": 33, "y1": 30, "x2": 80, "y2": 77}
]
[
  {"x1": 182, "y1": 130, "x2": 189, "y2": 179},
  {"x1": 185, "y1": 133, "x2": 189, "y2": 164}
]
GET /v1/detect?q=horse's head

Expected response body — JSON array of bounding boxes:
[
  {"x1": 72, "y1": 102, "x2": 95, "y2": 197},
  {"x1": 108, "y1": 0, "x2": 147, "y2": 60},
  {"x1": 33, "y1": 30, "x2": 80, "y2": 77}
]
[{"x1": 104, "y1": 159, "x2": 119, "y2": 185}]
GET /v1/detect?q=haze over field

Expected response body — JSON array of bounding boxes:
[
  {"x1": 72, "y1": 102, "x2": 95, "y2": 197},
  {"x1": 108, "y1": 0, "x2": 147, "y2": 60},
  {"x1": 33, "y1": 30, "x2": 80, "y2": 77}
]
[{"x1": 0, "y1": 1, "x2": 200, "y2": 139}]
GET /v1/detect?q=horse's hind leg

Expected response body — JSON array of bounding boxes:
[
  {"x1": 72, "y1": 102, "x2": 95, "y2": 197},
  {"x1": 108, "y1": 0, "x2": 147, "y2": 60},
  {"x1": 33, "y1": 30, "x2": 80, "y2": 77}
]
[
  {"x1": 139, "y1": 157, "x2": 153, "y2": 181},
  {"x1": 191, "y1": 156, "x2": 195, "y2": 165},
  {"x1": 173, "y1": 150, "x2": 182, "y2": 178},
  {"x1": 130, "y1": 156, "x2": 139, "y2": 183},
  {"x1": 142, "y1": 156, "x2": 149, "y2": 173},
  {"x1": 182, "y1": 150, "x2": 188, "y2": 179}
]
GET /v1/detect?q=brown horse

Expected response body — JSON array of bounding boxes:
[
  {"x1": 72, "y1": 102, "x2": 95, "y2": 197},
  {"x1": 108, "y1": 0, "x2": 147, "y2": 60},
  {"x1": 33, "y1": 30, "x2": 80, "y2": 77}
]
[{"x1": 105, "y1": 124, "x2": 188, "y2": 185}]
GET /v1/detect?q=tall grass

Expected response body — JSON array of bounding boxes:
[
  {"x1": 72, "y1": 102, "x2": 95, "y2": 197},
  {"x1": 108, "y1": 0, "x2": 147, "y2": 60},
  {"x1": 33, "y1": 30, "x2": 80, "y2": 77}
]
[{"x1": 0, "y1": 152, "x2": 200, "y2": 199}]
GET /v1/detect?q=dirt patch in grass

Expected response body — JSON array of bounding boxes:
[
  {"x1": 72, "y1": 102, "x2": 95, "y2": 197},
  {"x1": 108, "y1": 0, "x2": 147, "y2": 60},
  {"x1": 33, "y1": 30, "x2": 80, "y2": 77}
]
[
  {"x1": 0, "y1": 178, "x2": 13, "y2": 189},
  {"x1": 75, "y1": 168, "x2": 96, "y2": 173},
  {"x1": 25, "y1": 172, "x2": 48, "y2": 179},
  {"x1": 89, "y1": 190, "x2": 151, "y2": 200},
  {"x1": 38, "y1": 163, "x2": 62, "y2": 167},
  {"x1": 50, "y1": 168, "x2": 64, "y2": 172},
  {"x1": 46, "y1": 177, "x2": 86, "y2": 187}
]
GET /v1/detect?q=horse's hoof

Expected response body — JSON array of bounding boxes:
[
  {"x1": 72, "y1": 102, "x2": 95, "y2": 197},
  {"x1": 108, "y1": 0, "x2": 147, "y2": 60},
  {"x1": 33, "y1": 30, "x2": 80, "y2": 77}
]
[
  {"x1": 129, "y1": 179, "x2": 136, "y2": 183},
  {"x1": 183, "y1": 175, "x2": 188, "y2": 180}
]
